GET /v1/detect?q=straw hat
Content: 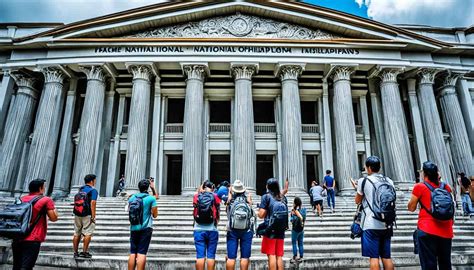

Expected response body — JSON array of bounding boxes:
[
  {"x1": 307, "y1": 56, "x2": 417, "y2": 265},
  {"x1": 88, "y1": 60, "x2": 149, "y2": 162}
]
[{"x1": 232, "y1": 180, "x2": 246, "y2": 194}]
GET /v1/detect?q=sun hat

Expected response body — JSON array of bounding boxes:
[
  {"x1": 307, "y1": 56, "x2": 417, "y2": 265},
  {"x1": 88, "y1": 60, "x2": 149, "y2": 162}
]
[{"x1": 232, "y1": 180, "x2": 246, "y2": 193}]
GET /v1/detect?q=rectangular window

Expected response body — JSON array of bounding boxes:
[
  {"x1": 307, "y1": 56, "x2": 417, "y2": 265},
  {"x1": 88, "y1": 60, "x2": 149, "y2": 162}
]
[
  {"x1": 209, "y1": 101, "x2": 231, "y2": 123},
  {"x1": 253, "y1": 101, "x2": 275, "y2": 123},
  {"x1": 167, "y1": 98, "x2": 185, "y2": 123},
  {"x1": 301, "y1": 101, "x2": 317, "y2": 124}
]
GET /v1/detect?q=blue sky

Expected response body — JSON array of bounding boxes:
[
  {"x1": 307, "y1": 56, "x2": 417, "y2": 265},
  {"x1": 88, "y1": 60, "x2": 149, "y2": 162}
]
[{"x1": 0, "y1": 0, "x2": 472, "y2": 27}]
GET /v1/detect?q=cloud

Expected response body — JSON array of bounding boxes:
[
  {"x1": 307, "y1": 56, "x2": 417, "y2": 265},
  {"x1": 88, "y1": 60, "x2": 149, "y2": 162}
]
[{"x1": 355, "y1": 0, "x2": 474, "y2": 27}]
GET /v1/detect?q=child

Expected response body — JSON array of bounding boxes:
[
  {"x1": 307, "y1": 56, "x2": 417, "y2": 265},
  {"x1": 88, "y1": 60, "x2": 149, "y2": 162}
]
[{"x1": 290, "y1": 197, "x2": 306, "y2": 263}]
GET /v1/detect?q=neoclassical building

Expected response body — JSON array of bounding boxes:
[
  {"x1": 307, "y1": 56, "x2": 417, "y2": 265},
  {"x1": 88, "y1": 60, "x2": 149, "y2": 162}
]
[{"x1": 0, "y1": 1, "x2": 473, "y2": 198}]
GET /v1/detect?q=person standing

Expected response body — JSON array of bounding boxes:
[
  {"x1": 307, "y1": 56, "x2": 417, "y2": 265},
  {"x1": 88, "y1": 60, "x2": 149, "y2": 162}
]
[
  {"x1": 408, "y1": 161, "x2": 455, "y2": 270},
  {"x1": 355, "y1": 156, "x2": 395, "y2": 270},
  {"x1": 72, "y1": 174, "x2": 98, "y2": 258},
  {"x1": 290, "y1": 197, "x2": 306, "y2": 263},
  {"x1": 116, "y1": 174, "x2": 125, "y2": 196},
  {"x1": 128, "y1": 179, "x2": 158, "y2": 270},
  {"x1": 193, "y1": 180, "x2": 221, "y2": 270},
  {"x1": 458, "y1": 172, "x2": 474, "y2": 216},
  {"x1": 258, "y1": 178, "x2": 289, "y2": 270},
  {"x1": 12, "y1": 179, "x2": 59, "y2": 270},
  {"x1": 309, "y1": 181, "x2": 324, "y2": 218},
  {"x1": 324, "y1": 170, "x2": 336, "y2": 213},
  {"x1": 216, "y1": 180, "x2": 230, "y2": 204},
  {"x1": 226, "y1": 180, "x2": 254, "y2": 270}
]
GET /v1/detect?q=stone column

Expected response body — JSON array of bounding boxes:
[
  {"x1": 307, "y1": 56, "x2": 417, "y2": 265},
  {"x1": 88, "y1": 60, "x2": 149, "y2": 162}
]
[
  {"x1": 438, "y1": 73, "x2": 474, "y2": 176},
  {"x1": 359, "y1": 94, "x2": 371, "y2": 157},
  {"x1": 276, "y1": 64, "x2": 306, "y2": 195},
  {"x1": 181, "y1": 65, "x2": 206, "y2": 195},
  {"x1": 456, "y1": 79, "x2": 474, "y2": 156},
  {"x1": 24, "y1": 67, "x2": 66, "y2": 190},
  {"x1": 407, "y1": 79, "x2": 428, "y2": 169},
  {"x1": 417, "y1": 69, "x2": 453, "y2": 185},
  {"x1": 124, "y1": 65, "x2": 153, "y2": 192},
  {"x1": 106, "y1": 94, "x2": 126, "y2": 196},
  {"x1": 52, "y1": 79, "x2": 78, "y2": 198},
  {"x1": 331, "y1": 66, "x2": 358, "y2": 193},
  {"x1": 149, "y1": 78, "x2": 162, "y2": 180},
  {"x1": 377, "y1": 68, "x2": 414, "y2": 185},
  {"x1": 321, "y1": 79, "x2": 334, "y2": 172},
  {"x1": 70, "y1": 66, "x2": 107, "y2": 193},
  {"x1": 0, "y1": 74, "x2": 38, "y2": 193},
  {"x1": 0, "y1": 71, "x2": 15, "y2": 141},
  {"x1": 13, "y1": 136, "x2": 32, "y2": 196},
  {"x1": 231, "y1": 64, "x2": 257, "y2": 192}
]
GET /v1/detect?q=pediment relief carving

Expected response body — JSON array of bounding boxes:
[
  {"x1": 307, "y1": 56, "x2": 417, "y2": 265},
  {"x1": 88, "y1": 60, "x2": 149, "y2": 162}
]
[{"x1": 124, "y1": 13, "x2": 341, "y2": 40}]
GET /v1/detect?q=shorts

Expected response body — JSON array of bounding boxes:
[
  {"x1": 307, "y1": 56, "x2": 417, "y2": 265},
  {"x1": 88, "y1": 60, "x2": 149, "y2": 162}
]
[
  {"x1": 361, "y1": 229, "x2": 392, "y2": 259},
  {"x1": 130, "y1": 227, "x2": 153, "y2": 255},
  {"x1": 74, "y1": 215, "x2": 95, "y2": 236},
  {"x1": 194, "y1": 230, "x2": 219, "y2": 259},
  {"x1": 312, "y1": 200, "x2": 323, "y2": 207},
  {"x1": 227, "y1": 230, "x2": 253, "y2": 259},
  {"x1": 261, "y1": 236, "x2": 284, "y2": 257}
]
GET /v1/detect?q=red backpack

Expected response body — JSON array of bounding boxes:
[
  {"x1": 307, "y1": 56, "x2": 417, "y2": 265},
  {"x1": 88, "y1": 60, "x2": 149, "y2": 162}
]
[{"x1": 73, "y1": 186, "x2": 91, "y2": 217}]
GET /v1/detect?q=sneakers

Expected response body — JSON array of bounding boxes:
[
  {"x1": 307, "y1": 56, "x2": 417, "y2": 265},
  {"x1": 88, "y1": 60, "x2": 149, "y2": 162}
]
[
  {"x1": 79, "y1": 252, "x2": 92, "y2": 258},
  {"x1": 73, "y1": 252, "x2": 80, "y2": 259}
]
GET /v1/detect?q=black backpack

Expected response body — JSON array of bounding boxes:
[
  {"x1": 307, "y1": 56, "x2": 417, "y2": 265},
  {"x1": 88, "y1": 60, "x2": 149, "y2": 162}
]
[
  {"x1": 73, "y1": 186, "x2": 91, "y2": 217},
  {"x1": 0, "y1": 196, "x2": 44, "y2": 239},
  {"x1": 291, "y1": 208, "x2": 306, "y2": 233},
  {"x1": 420, "y1": 182, "x2": 455, "y2": 221},
  {"x1": 362, "y1": 176, "x2": 397, "y2": 227},
  {"x1": 129, "y1": 194, "x2": 148, "y2": 226},
  {"x1": 266, "y1": 196, "x2": 288, "y2": 234},
  {"x1": 194, "y1": 192, "x2": 216, "y2": 225}
]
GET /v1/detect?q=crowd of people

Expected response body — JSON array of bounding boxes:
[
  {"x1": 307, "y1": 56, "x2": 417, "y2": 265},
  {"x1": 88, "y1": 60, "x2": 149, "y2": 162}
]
[{"x1": 2, "y1": 155, "x2": 473, "y2": 270}]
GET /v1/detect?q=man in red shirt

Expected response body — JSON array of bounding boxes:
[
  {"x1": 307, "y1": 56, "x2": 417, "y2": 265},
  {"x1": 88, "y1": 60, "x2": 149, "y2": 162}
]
[
  {"x1": 408, "y1": 161, "x2": 454, "y2": 270},
  {"x1": 12, "y1": 179, "x2": 58, "y2": 270}
]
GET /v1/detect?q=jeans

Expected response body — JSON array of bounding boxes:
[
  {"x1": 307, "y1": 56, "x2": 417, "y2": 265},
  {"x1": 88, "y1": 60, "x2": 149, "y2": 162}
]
[
  {"x1": 327, "y1": 189, "x2": 335, "y2": 209},
  {"x1": 291, "y1": 230, "x2": 304, "y2": 257},
  {"x1": 462, "y1": 194, "x2": 474, "y2": 214},
  {"x1": 226, "y1": 230, "x2": 253, "y2": 259},
  {"x1": 194, "y1": 230, "x2": 219, "y2": 259},
  {"x1": 417, "y1": 230, "x2": 452, "y2": 270}
]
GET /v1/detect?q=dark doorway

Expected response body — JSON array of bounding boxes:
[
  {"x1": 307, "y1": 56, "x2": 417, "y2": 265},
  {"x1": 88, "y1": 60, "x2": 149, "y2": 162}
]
[
  {"x1": 166, "y1": 155, "x2": 182, "y2": 195},
  {"x1": 167, "y1": 99, "x2": 185, "y2": 123},
  {"x1": 256, "y1": 155, "x2": 274, "y2": 195},
  {"x1": 306, "y1": 155, "x2": 317, "y2": 191},
  {"x1": 253, "y1": 101, "x2": 275, "y2": 123},
  {"x1": 210, "y1": 155, "x2": 230, "y2": 187},
  {"x1": 210, "y1": 101, "x2": 231, "y2": 123},
  {"x1": 301, "y1": 101, "x2": 317, "y2": 124}
]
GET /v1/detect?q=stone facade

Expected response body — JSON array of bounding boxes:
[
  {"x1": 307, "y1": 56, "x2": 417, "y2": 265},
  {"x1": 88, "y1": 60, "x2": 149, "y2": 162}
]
[{"x1": 0, "y1": 2, "x2": 473, "y2": 196}]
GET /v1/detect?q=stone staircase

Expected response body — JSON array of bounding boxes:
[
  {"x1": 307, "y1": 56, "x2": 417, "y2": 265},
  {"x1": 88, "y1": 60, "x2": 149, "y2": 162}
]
[{"x1": 1, "y1": 195, "x2": 474, "y2": 269}]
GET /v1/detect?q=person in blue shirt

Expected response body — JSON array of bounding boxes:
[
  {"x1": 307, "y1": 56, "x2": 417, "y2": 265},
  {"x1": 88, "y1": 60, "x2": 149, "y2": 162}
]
[
  {"x1": 73, "y1": 174, "x2": 99, "y2": 259},
  {"x1": 324, "y1": 170, "x2": 336, "y2": 212},
  {"x1": 128, "y1": 179, "x2": 158, "y2": 270},
  {"x1": 216, "y1": 181, "x2": 230, "y2": 204}
]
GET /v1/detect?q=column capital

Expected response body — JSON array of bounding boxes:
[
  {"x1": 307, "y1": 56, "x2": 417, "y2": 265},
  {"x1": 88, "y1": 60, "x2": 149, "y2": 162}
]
[
  {"x1": 377, "y1": 68, "x2": 404, "y2": 84},
  {"x1": 182, "y1": 64, "x2": 208, "y2": 81},
  {"x1": 275, "y1": 64, "x2": 305, "y2": 81},
  {"x1": 128, "y1": 65, "x2": 153, "y2": 82},
  {"x1": 438, "y1": 72, "x2": 463, "y2": 97},
  {"x1": 41, "y1": 67, "x2": 66, "y2": 85},
  {"x1": 11, "y1": 73, "x2": 39, "y2": 99},
  {"x1": 331, "y1": 66, "x2": 355, "y2": 82},
  {"x1": 79, "y1": 65, "x2": 108, "y2": 82},
  {"x1": 418, "y1": 68, "x2": 441, "y2": 84},
  {"x1": 231, "y1": 63, "x2": 258, "y2": 80}
]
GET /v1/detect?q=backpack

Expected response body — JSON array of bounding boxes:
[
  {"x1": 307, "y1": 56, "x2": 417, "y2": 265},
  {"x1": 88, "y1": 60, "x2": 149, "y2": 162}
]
[
  {"x1": 266, "y1": 196, "x2": 288, "y2": 234},
  {"x1": 291, "y1": 208, "x2": 306, "y2": 233},
  {"x1": 193, "y1": 192, "x2": 217, "y2": 225},
  {"x1": 229, "y1": 195, "x2": 253, "y2": 231},
  {"x1": 420, "y1": 182, "x2": 455, "y2": 221},
  {"x1": 73, "y1": 186, "x2": 91, "y2": 217},
  {"x1": 128, "y1": 194, "x2": 148, "y2": 226},
  {"x1": 0, "y1": 196, "x2": 44, "y2": 239},
  {"x1": 362, "y1": 176, "x2": 397, "y2": 227}
]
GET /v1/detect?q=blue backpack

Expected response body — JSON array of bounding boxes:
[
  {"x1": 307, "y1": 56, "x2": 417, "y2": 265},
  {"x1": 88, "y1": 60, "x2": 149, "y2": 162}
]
[
  {"x1": 129, "y1": 194, "x2": 148, "y2": 226},
  {"x1": 420, "y1": 182, "x2": 454, "y2": 221},
  {"x1": 266, "y1": 196, "x2": 288, "y2": 234}
]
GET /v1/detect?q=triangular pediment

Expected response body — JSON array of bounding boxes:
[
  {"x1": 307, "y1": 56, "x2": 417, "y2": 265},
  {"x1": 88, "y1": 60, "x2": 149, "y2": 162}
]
[{"x1": 123, "y1": 13, "x2": 341, "y2": 40}]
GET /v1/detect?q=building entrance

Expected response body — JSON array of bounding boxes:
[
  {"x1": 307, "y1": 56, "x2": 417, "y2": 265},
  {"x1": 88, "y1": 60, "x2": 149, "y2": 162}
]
[
  {"x1": 210, "y1": 155, "x2": 230, "y2": 187},
  {"x1": 256, "y1": 155, "x2": 274, "y2": 195},
  {"x1": 306, "y1": 155, "x2": 318, "y2": 191},
  {"x1": 166, "y1": 154, "x2": 182, "y2": 195}
]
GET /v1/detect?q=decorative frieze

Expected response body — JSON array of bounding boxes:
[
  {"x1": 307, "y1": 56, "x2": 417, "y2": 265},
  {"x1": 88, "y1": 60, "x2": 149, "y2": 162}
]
[
  {"x1": 126, "y1": 13, "x2": 339, "y2": 40},
  {"x1": 183, "y1": 65, "x2": 206, "y2": 81}
]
